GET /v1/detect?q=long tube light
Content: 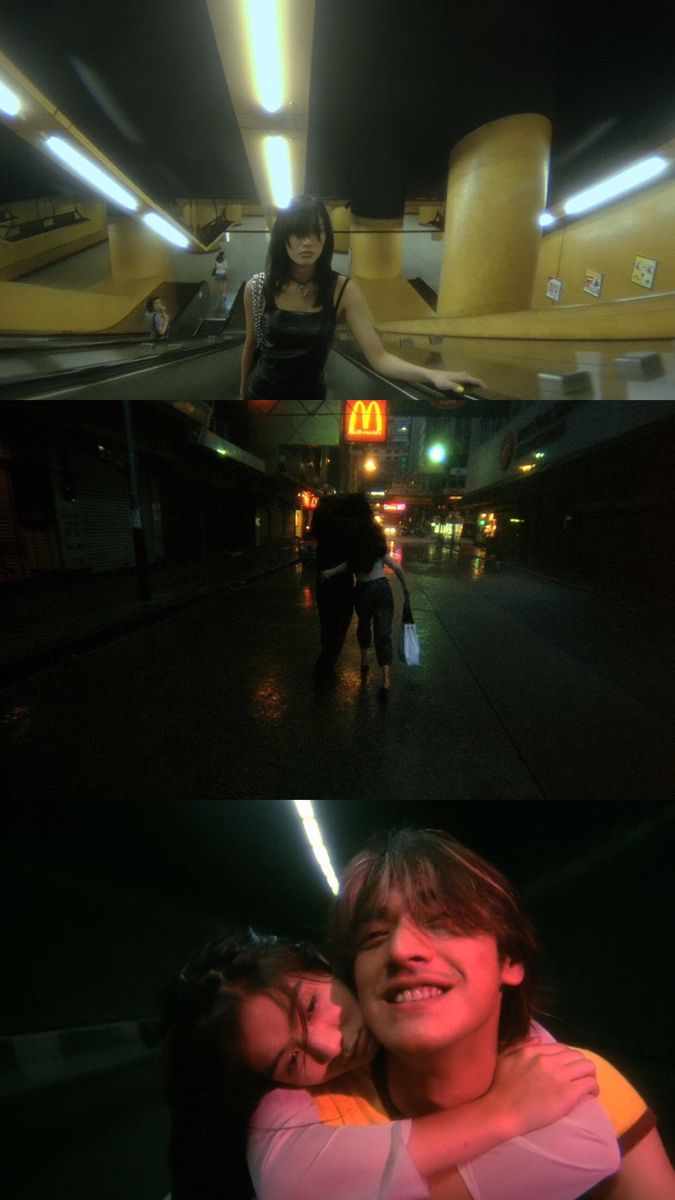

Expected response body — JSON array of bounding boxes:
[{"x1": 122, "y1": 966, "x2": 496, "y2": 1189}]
[
  {"x1": 264, "y1": 135, "x2": 293, "y2": 208},
  {"x1": 142, "y1": 212, "x2": 191, "y2": 248},
  {"x1": 245, "y1": 0, "x2": 285, "y2": 112},
  {"x1": 564, "y1": 155, "x2": 668, "y2": 215},
  {"x1": 293, "y1": 801, "x2": 339, "y2": 894},
  {"x1": 0, "y1": 78, "x2": 21, "y2": 117},
  {"x1": 44, "y1": 136, "x2": 139, "y2": 211}
]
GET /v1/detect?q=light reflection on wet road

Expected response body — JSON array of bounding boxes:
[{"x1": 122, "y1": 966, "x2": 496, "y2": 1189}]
[{"x1": 3, "y1": 540, "x2": 673, "y2": 817}]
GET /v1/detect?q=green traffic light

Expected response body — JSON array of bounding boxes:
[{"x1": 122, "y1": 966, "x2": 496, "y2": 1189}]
[{"x1": 427, "y1": 443, "x2": 447, "y2": 464}]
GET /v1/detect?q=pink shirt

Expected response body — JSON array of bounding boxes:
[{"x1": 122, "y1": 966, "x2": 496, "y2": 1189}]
[{"x1": 247, "y1": 1024, "x2": 620, "y2": 1200}]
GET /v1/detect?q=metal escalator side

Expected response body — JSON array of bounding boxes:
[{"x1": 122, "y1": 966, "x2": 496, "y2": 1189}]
[{"x1": 0, "y1": 332, "x2": 246, "y2": 400}]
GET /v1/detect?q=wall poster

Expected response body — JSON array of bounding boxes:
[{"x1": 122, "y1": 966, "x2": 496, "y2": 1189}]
[
  {"x1": 546, "y1": 277, "x2": 563, "y2": 302},
  {"x1": 632, "y1": 255, "x2": 658, "y2": 288},
  {"x1": 583, "y1": 269, "x2": 604, "y2": 298}
]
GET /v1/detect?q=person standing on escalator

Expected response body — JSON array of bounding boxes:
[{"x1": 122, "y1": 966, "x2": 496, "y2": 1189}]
[
  {"x1": 212, "y1": 250, "x2": 228, "y2": 308},
  {"x1": 239, "y1": 195, "x2": 485, "y2": 403},
  {"x1": 145, "y1": 296, "x2": 169, "y2": 340}
]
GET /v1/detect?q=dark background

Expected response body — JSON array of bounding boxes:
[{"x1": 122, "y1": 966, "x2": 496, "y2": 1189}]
[{"x1": 1, "y1": 0, "x2": 674, "y2": 209}]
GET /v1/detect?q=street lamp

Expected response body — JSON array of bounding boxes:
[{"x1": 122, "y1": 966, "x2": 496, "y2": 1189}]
[{"x1": 427, "y1": 442, "x2": 448, "y2": 464}]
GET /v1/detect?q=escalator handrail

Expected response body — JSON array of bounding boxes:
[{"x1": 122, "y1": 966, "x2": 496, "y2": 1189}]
[
  {"x1": 331, "y1": 338, "x2": 513, "y2": 405},
  {"x1": 0, "y1": 332, "x2": 247, "y2": 399},
  {"x1": 0, "y1": 329, "x2": 245, "y2": 355}
]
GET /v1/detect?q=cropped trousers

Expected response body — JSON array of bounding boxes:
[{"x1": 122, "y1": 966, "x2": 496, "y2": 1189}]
[{"x1": 354, "y1": 578, "x2": 394, "y2": 667}]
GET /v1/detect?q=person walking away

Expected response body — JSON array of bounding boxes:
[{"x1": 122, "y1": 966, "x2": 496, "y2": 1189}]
[{"x1": 322, "y1": 503, "x2": 409, "y2": 702}]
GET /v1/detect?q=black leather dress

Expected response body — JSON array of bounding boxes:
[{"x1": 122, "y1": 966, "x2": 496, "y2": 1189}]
[{"x1": 245, "y1": 272, "x2": 349, "y2": 401}]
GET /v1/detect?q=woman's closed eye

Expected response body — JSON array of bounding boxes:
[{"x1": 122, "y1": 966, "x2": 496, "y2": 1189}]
[{"x1": 286, "y1": 1050, "x2": 301, "y2": 1076}]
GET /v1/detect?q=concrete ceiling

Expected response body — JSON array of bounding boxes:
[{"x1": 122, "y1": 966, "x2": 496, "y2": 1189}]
[{"x1": 1, "y1": 0, "x2": 674, "y2": 212}]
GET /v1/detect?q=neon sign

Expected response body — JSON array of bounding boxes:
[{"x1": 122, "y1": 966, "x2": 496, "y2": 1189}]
[{"x1": 344, "y1": 399, "x2": 388, "y2": 443}]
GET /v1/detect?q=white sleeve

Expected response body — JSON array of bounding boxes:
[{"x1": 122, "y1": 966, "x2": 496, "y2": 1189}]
[
  {"x1": 248, "y1": 1024, "x2": 621, "y2": 1200},
  {"x1": 456, "y1": 1097, "x2": 621, "y2": 1200},
  {"x1": 247, "y1": 1087, "x2": 429, "y2": 1200}
]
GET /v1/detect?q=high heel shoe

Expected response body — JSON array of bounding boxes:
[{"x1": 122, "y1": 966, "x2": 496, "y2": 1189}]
[{"x1": 378, "y1": 685, "x2": 389, "y2": 703}]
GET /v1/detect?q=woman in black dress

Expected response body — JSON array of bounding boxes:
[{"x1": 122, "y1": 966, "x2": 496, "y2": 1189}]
[{"x1": 240, "y1": 195, "x2": 484, "y2": 402}]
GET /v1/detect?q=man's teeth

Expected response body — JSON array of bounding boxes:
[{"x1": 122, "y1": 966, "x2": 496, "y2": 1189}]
[{"x1": 392, "y1": 986, "x2": 447, "y2": 1003}]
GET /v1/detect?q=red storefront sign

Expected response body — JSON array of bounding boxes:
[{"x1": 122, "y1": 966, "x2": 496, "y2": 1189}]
[{"x1": 343, "y1": 400, "x2": 388, "y2": 442}]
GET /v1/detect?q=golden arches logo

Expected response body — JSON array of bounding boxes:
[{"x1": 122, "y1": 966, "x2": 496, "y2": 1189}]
[{"x1": 344, "y1": 400, "x2": 388, "y2": 442}]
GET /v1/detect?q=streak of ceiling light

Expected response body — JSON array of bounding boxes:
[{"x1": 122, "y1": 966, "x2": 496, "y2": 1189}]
[
  {"x1": 264, "y1": 135, "x2": 293, "y2": 208},
  {"x1": 142, "y1": 212, "x2": 191, "y2": 247},
  {"x1": 45, "y1": 136, "x2": 139, "y2": 211},
  {"x1": 0, "y1": 78, "x2": 21, "y2": 116},
  {"x1": 564, "y1": 155, "x2": 668, "y2": 215},
  {"x1": 0, "y1": 50, "x2": 201, "y2": 248},
  {"x1": 245, "y1": 0, "x2": 285, "y2": 112},
  {"x1": 293, "y1": 801, "x2": 340, "y2": 895},
  {"x1": 205, "y1": 1, "x2": 315, "y2": 208}
]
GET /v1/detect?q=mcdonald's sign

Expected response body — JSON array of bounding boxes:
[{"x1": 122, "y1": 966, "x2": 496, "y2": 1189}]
[{"x1": 343, "y1": 399, "x2": 388, "y2": 443}]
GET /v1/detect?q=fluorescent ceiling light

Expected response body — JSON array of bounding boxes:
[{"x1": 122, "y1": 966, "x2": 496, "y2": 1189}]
[
  {"x1": 538, "y1": 212, "x2": 556, "y2": 227},
  {"x1": 143, "y1": 212, "x2": 191, "y2": 248},
  {"x1": 0, "y1": 79, "x2": 21, "y2": 117},
  {"x1": 293, "y1": 800, "x2": 339, "y2": 894},
  {"x1": 44, "y1": 136, "x2": 139, "y2": 210},
  {"x1": 564, "y1": 155, "x2": 668, "y2": 215},
  {"x1": 264, "y1": 135, "x2": 293, "y2": 208},
  {"x1": 245, "y1": 0, "x2": 285, "y2": 112}
]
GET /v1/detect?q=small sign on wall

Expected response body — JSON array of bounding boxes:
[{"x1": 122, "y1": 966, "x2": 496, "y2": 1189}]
[
  {"x1": 546, "y1": 277, "x2": 563, "y2": 302},
  {"x1": 632, "y1": 255, "x2": 658, "y2": 289},
  {"x1": 583, "y1": 268, "x2": 604, "y2": 298}
]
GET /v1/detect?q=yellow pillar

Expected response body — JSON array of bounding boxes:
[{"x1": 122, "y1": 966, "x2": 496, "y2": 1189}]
[
  {"x1": 437, "y1": 113, "x2": 551, "y2": 316},
  {"x1": 329, "y1": 205, "x2": 351, "y2": 253},
  {"x1": 108, "y1": 216, "x2": 174, "y2": 283},
  {"x1": 350, "y1": 215, "x2": 402, "y2": 280}
]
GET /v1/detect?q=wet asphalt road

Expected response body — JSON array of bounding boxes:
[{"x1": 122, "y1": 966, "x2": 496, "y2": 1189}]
[{"x1": 3, "y1": 540, "x2": 673, "y2": 811}]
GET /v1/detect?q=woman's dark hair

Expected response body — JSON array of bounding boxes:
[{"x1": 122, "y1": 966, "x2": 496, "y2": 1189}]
[
  {"x1": 158, "y1": 930, "x2": 330, "y2": 1200},
  {"x1": 215, "y1": 251, "x2": 225, "y2": 263},
  {"x1": 265, "y1": 195, "x2": 335, "y2": 306},
  {"x1": 336, "y1": 496, "x2": 387, "y2": 574},
  {"x1": 145, "y1": 295, "x2": 160, "y2": 312},
  {"x1": 310, "y1": 492, "x2": 370, "y2": 541},
  {"x1": 331, "y1": 827, "x2": 540, "y2": 1050}
]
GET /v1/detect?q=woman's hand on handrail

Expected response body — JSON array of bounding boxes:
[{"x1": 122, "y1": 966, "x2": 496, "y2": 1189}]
[{"x1": 424, "y1": 368, "x2": 487, "y2": 398}]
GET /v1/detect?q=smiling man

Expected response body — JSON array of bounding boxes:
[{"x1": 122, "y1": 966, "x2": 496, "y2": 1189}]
[{"x1": 331, "y1": 827, "x2": 675, "y2": 1199}]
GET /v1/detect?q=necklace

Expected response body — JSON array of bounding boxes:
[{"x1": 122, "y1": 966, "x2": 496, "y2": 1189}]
[{"x1": 292, "y1": 275, "x2": 316, "y2": 298}]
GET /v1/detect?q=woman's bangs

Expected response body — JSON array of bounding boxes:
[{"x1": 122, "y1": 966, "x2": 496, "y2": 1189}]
[{"x1": 288, "y1": 211, "x2": 324, "y2": 240}]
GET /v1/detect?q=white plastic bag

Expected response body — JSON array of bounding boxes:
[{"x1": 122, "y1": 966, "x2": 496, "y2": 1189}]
[{"x1": 398, "y1": 596, "x2": 420, "y2": 666}]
